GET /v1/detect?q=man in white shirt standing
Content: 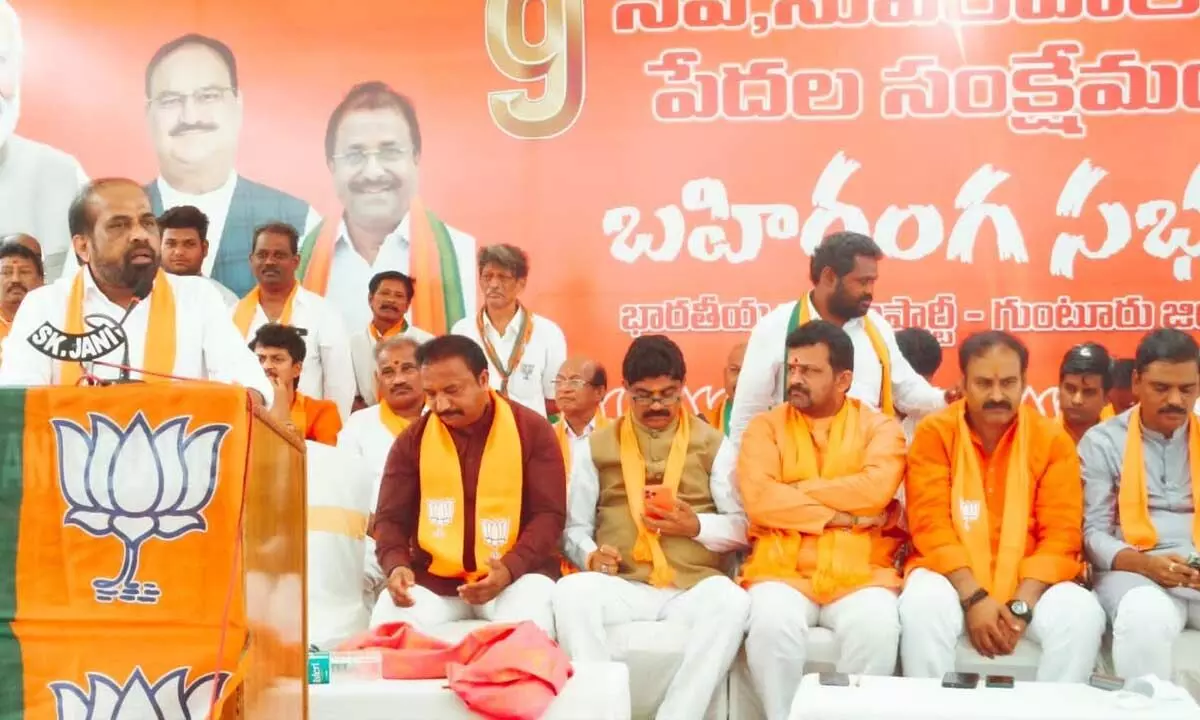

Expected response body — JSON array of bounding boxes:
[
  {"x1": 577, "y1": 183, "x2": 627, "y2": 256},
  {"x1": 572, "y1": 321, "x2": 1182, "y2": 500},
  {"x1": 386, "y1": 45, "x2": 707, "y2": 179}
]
[
  {"x1": 231, "y1": 222, "x2": 355, "y2": 418},
  {"x1": 452, "y1": 244, "x2": 566, "y2": 419},
  {"x1": 157, "y1": 205, "x2": 239, "y2": 307},
  {"x1": 0, "y1": 1, "x2": 88, "y2": 282},
  {"x1": 349, "y1": 270, "x2": 433, "y2": 407},
  {"x1": 0, "y1": 178, "x2": 270, "y2": 403},
  {"x1": 300, "y1": 81, "x2": 475, "y2": 333},
  {"x1": 729, "y1": 232, "x2": 956, "y2": 447}
]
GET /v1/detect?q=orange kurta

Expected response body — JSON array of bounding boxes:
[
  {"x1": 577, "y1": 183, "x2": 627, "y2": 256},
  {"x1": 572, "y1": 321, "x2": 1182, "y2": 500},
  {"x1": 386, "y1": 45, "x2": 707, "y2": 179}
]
[
  {"x1": 904, "y1": 401, "x2": 1082, "y2": 601},
  {"x1": 292, "y1": 393, "x2": 343, "y2": 446},
  {"x1": 737, "y1": 400, "x2": 907, "y2": 603}
]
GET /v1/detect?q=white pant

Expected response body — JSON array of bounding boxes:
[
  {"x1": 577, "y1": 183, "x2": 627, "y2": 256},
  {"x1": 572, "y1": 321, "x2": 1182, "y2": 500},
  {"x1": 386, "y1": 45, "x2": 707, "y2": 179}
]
[
  {"x1": 370, "y1": 573, "x2": 556, "y2": 638},
  {"x1": 553, "y1": 572, "x2": 750, "y2": 720},
  {"x1": 1112, "y1": 584, "x2": 1200, "y2": 681},
  {"x1": 898, "y1": 568, "x2": 1105, "y2": 682},
  {"x1": 745, "y1": 582, "x2": 899, "y2": 720}
]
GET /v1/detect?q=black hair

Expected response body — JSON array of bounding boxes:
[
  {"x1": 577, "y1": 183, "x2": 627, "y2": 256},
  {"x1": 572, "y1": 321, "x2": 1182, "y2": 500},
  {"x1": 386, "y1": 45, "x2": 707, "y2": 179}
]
[
  {"x1": 809, "y1": 231, "x2": 883, "y2": 285},
  {"x1": 1134, "y1": 329, "x2": 1200, "y2": 373},
  {"x1": 157, "y1": 205, "x2": 209, "y2": 243},
  {"x1": 958, "y1": 330, "x2": 1029, "y2": 374},
  {"x1": 249, "y1": 323, "x2": 307, "y2": 364},
  {"x1": 325, "y1": 81, "x2": 421, "y2": 161},
  {"x1": 622, "y1": 335, "x2": 687, "y2": 385},
  {"x1": 0, "y1": 243, "x2": 43, "y2": 279},
  {"x1": 589, "y1": 363, "x2": 609, "y2": 390},
  {"x1": 145, "y1": 34, "x2": 238, "y2": 98},
  {"x1": 68, "y1": 178, "x2": 140, "y2": 238},
  {"x1": 369, "y1": 270, "x2": 415, "y2": 299},
  {"x1": 1110, "y1": 359, "x2": 1134, "y2": 390},
  {"x1": 1059, "y1": 343, "x2": 1114, "y2": 390},
  {"x1": 894, "y1": 327, "x2": 942, "y2": 378},
  {"x1": 416, "y1": 335, "x2": 488, "y2": 376},
  {"x1": 251, "y1": 222, "x2": 300, "y2": 255},
  {"x1": 786, "y1": 320, "x2": 855, "y2": 374}
]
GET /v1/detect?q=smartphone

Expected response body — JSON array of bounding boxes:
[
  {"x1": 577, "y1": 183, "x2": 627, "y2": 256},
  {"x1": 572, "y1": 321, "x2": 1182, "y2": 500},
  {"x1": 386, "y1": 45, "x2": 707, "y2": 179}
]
[
  {"x1": 1088, "y1": 673, "x2": 1125, "y2": 692},
  {"x1": 643, "y1": 485, "x2": 674, "y2": 516},
  {"x1": 1186, "y1": 552, "x2": 1200, "y2": 570},
  {"x1": 818, "y1": 672, "x2": 850, "y2": 687},
  {"x1": 941, "y1": 672, "x2": 980, "y2": 689},
  {"x1": 985, "y1": 675, "x2": 1015, "y2": 689}
]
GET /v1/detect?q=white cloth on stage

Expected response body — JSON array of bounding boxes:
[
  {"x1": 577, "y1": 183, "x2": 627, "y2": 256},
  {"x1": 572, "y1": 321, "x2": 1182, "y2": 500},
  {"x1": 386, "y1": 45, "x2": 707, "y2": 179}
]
[
  {"x1": 1111, "y1": 582, "x2": 1200, "y2": 681},
  {"x1": 746, "y1": 581, "x2": 899, "y2": 720},
  {"x1": 370, "y1": 572, "x2": 556, "y2": 638},
  {"x1": 898, "y1": 568, "x2": 1105, "y2": 682},
  {"x1": 553, "y1": 572, "x2": 749, "y2": 720}
]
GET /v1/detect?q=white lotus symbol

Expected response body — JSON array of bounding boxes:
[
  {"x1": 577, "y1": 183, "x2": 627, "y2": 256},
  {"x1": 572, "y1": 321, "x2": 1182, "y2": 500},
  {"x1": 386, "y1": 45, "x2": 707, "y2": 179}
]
[
  {"x1": 51, "y1": 666, "x2": 230, "y2": 720},
  {"x1": 53, "y1": 413, "x2": 229, "y2": 604}
]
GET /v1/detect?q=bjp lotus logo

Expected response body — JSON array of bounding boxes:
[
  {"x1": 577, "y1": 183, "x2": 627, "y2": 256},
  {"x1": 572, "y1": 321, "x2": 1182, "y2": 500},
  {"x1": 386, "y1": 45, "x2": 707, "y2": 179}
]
[
  {"x1": 52, "y1": 413, "x2": 229, "y2": 605},
  {"x1": 51, "y1": 666, "x2": 230, "y2": 720}
]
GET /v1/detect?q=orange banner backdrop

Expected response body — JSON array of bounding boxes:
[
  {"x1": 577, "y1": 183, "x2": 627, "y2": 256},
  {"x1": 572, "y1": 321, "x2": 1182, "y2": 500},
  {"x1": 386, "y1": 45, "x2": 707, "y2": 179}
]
[{"x1": 14, "y1": 0, "x2": 1200, "y2": 413}]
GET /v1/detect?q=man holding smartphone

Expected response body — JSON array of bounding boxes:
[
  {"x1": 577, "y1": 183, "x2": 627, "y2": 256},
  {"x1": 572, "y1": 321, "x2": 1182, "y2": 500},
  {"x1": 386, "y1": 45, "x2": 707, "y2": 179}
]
[
  {"x1": 554, "y1": 335, "x2": 750, "y2": 720},
  {"x1": 738, "y1": 321, "x2": 908, "y2": 720},
  {"x1": 1081, "y1": 329, "x2": 1200, "y2": 682}
]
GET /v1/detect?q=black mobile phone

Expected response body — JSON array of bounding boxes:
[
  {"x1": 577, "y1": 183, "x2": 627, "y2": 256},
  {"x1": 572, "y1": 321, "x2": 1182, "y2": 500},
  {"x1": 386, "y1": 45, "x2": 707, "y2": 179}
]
[
  {"x1": 941, "y1": 672, "x2": 980, "y2": 689},
  {"x1": 818, "y1": 672, "x2": 850, "y2": 687},
  {"x1": 985, "y1": 675, "x2": 1015, "y2": 689},
  {"x1": 1088, "y1": 672, "x2": 1125, "y2": 692}
]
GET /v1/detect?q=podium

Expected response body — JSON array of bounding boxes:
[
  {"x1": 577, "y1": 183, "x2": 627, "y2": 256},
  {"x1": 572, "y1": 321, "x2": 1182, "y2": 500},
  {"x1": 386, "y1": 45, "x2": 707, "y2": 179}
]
[{"x1": 0, "y1": 383, "x2": 306, "y2": 719}]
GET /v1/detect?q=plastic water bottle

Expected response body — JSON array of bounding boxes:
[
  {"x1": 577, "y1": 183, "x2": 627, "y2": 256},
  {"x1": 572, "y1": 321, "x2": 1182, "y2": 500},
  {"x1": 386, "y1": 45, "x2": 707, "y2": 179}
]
[{"x1": 308, "y1": 650, "x2": 384, "y2": 684}]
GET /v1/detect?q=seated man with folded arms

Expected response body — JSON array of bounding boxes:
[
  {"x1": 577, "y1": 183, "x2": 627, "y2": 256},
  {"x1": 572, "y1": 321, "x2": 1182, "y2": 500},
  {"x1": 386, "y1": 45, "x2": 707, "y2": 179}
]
[
  {"x1": 740, "y1": 321, "x2": 907, "y2": 720},
  {"x1": 900, "y1": 330, "x2": 1104, "y2": 682},
  {"x1": 1081, "y1": 329, "x2": 1200, "y2": 681},
  {"x1": 554, "y1": 335, "x2": 750, "y2": 720},
  {"x1": 371, "y1": 335, "x2": 565, "y2": 636}
]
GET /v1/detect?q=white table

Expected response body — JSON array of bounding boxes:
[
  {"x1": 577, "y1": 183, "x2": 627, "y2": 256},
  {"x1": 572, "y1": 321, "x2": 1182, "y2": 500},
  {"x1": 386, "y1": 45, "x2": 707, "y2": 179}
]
[
  {"x1": 308, "y1": 661, "x2": 630, "y2": 719},
  {"x1": 788, "y1": 674, "x2": 1200, "y2": 720}
]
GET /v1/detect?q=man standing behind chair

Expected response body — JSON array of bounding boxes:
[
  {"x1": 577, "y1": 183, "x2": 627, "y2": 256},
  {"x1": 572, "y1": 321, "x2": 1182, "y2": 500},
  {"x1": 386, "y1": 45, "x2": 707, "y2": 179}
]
[
  {"x1": 555, "y1": 335, "x2": 750, "y2": 720},
  {"x1": 0, "y1": 179, "x2": 269, "y2": 402},
  {"x1": 1110, "y1": 359, "x2": 1136, "y2": 415},
  {"x1": 703, "y1": 341, "x2": 745, "y2": 436},
  {"x1": 729, "y1": 232, "x2": 955, "y2": 448},
  {"x1": 232, "y1": 222, "x2": 355, "y2": 419},
  {"x1": 302, "y1": 81, "x2": 475, "y2": 332},
  {"x1": 157, "y1": 205, "x2": 239, "y2": 307},
  {"x1": 372, "y1": 335, "x2": 564, "y2": 636},
  {"x1": 452, "y1": 244, "x2": 566, "y2": 419},
  {"x1": 141, "y1": 34, "x2": 318, "y2": 297},
  {"x1": 740, "y1": 321, "x2": 906, "y2": 720},
  {"x1": 1057, "y1": 343, "x2": 1114, "y2": 445},
  {"x1": 900, "y1": 331, "x2": 1104, "y2": 682},
  {"x1": 349, "y1": 271, "x2": 433, "y2": 406},
  {"x1": 1081, "y1": 329, "x2": 1200, "y2": 682},
  {"x1": 0, "y1": 2, "x2": 88, "y2": 282}
]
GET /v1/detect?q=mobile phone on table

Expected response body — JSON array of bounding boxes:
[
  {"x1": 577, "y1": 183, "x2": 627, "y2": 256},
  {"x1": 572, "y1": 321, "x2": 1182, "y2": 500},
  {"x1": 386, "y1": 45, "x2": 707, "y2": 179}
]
[
  {"x1": 1088, "y1": 672, "x2": 1125, "y2": 692},
  {"x1": 643, "y1": 485, "x2": 674, "y2": 516},
  {"x1": 818, "y1": 672, "x2": 850, "y2": 687},
  {"x1": 985, "y1": 675, "x2": 1015, "y2": 689},
  {"x1": 941, "y1": 672, "x2": 980, "y2": 689}
]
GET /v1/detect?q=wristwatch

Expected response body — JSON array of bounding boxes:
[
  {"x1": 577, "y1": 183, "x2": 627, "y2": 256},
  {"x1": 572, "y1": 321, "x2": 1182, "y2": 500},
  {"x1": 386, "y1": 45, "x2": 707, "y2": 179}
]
[
  {"x1": 960, "y1": 588, "x2": 989, "y2": 612},
  {"x1": 1007, "y1": 598, "x2": 1033, "y2": 624}
]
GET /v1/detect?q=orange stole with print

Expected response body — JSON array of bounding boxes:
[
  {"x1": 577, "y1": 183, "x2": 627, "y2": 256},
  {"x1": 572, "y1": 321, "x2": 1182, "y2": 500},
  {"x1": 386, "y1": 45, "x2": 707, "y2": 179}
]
[{"x1": 740, "y1": 399, "x2": 902, "y2": 603}]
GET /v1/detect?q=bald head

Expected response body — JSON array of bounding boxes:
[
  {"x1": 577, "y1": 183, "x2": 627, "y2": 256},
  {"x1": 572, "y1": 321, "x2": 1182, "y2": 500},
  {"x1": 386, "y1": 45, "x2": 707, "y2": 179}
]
[
  {"x1": 555, "y1": 355, "x2": 607, "y2": 422},
  {"x1": 723, "y1": 342, "x2": 747, "y2": 399},
  {"x1": 1, "y1": 233, "x2": 38, "y2": 257}
]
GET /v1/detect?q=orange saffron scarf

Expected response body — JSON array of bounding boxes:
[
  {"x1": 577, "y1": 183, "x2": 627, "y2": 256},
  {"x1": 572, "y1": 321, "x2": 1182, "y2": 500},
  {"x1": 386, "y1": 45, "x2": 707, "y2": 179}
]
[
  {"x1": 740, "y1": 399, "x2": 873, "y2": 602},
  {"x1": 59, "y1": 268, "x2": 176, "y2": 386},
  {"x1": 951, "y1": 402, "x2": 1033, "y2": 602},
  {"x1": 233, "y1": 284, "x2": 297, "y2": 338},
  {"x1": 791, "y1": 295, "x2": 894, "y2": 416},
  {"x1": 369, "y1": 319, "x2": 408, "y2": 343},
  {"x1": 1119, "y1": 407, "x2": 1200, "y2": 551},
  {"x1": 417, "y1": 392, "x2": 523, "y2": 581},
  {"x1": 380, "y1": 401, "x2": 413, "y2": 438},
  {"x1": 618, "y1": 412, "x2": 691, "y2": 588}
]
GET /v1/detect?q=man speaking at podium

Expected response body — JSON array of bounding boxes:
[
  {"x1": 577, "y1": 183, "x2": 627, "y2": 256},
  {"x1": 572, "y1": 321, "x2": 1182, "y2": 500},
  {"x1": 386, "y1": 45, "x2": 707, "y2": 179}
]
[{"x1": 0, "y1": 178, "x2": 271, "y2": 402}]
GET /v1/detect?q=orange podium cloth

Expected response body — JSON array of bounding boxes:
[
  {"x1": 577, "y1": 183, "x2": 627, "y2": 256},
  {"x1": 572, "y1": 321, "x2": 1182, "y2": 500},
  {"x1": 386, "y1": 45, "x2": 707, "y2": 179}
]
[{"x1": 337, "y1": 621, "x2": 572, "y2": 720}]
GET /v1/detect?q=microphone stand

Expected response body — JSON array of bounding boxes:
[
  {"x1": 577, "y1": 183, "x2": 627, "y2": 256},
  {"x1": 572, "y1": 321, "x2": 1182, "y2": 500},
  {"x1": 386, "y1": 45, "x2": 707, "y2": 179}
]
[{"x1": 100, "y1": 275, "x2": 155, "y2": 386}]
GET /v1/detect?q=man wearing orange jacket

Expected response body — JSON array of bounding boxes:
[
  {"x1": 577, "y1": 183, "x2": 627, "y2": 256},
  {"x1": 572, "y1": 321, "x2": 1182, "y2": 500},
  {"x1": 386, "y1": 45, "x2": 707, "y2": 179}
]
[{"x1": 899, "y1": 330, "x2": 1104, "y2": 682}]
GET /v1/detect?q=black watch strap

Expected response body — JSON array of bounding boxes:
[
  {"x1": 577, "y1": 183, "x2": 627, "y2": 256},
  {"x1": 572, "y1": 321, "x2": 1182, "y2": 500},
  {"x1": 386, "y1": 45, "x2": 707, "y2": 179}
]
[{"x1": 961, "y1": 588, "x2": 989, "y2": 612}]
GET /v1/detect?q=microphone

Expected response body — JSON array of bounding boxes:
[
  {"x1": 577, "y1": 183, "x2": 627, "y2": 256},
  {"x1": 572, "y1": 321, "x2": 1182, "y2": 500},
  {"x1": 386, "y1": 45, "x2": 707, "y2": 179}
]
[{"x1": 116, "y1": 274, "x2": 155, "y2": 383}]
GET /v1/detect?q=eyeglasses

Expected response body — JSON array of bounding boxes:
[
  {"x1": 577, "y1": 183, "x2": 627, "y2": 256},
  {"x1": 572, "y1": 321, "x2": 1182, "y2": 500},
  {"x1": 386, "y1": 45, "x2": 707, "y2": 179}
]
[
  {"x1": 553, "y1": 378, "x2": 596, "y2": 389},
  {"x1": 629, "y1": 390, "x2": 681, "y2": 406},
  {"x1": 331, "y1": 147, "x2": 413, "y2": 169},
  {"x1": 148, "y1": 86, "x2": 234, "y2": 112}
]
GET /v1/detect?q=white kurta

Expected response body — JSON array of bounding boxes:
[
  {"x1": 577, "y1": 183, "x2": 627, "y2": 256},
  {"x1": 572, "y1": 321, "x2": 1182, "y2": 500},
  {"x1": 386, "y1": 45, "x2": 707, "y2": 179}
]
[
  {"x1": 0, "y1": 270, "x2": 272, "y2": 404},
  {"x1": 451, "y1": 307, "x2": 567, "y2": 418},
  {"x1": 235, "y1": 285, "x2": 356, "y2": 419},
  {"x1": 348, "y1": 323, "x2": 435, "y2": 405}
]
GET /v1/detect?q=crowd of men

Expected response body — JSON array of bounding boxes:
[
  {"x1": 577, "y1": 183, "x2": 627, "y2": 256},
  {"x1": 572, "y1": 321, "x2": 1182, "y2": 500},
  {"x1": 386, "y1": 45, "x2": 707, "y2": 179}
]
[{"x1": 0, "y1": 162, "x2": 1194, "y2": 719}]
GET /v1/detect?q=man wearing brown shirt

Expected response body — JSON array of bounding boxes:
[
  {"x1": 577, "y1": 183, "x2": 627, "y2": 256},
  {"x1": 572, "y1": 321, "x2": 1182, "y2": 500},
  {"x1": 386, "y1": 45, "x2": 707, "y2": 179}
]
[
  {"x1": 371, "y1": 335, "x2": 565, "y2": 636},
  {"x1": 555, "y1": 335, "x2": 750, "y2": 718}
]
